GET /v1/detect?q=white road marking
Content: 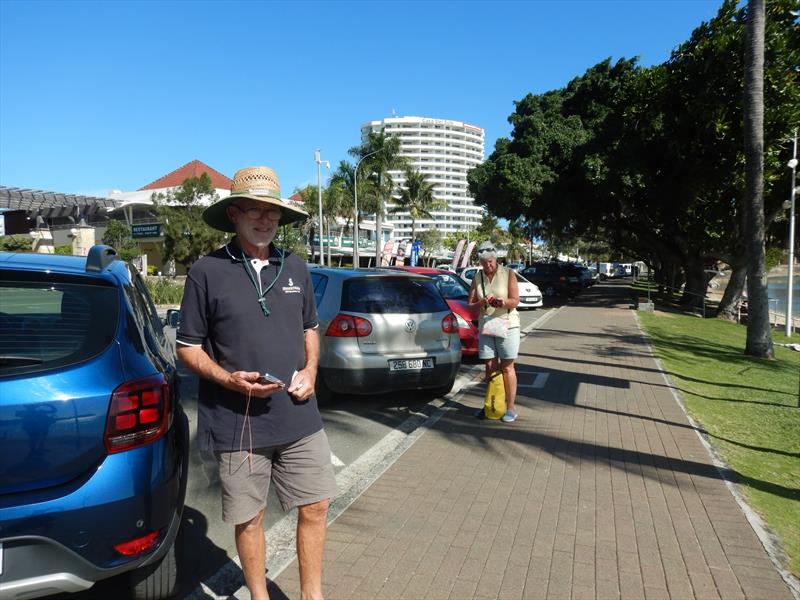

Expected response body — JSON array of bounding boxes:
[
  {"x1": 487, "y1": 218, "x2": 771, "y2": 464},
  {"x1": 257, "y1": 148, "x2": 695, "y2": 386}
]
[
  {"x1": 518, "y1": 372, "x2": 550, "y2": 389},
  {"x1": 330, "y1": 452, "x2": 345, "y2": 467}
]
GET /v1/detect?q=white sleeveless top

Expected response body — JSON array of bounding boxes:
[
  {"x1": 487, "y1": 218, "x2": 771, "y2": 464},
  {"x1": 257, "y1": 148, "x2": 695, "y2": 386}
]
[{"x1": 475, "y1": 265, "x2": 520, "y2": 329}]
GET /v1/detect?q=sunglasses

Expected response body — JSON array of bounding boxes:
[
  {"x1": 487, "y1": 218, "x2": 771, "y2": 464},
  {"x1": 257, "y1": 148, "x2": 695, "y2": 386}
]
[{"x1": 478, "y1": 247, "x2": 496, "y2": 254}]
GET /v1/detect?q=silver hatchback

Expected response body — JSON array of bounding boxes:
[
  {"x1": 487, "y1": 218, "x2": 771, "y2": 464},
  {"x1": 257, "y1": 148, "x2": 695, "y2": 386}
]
[{"x1": 310, "y1": 268, "x2": 461, "y2": 402}]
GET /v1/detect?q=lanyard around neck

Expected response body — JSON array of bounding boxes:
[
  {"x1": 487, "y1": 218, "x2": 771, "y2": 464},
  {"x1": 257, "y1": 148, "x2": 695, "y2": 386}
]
[{"x1": 230, "y1": 243, "x2": 285, "y2": 317}]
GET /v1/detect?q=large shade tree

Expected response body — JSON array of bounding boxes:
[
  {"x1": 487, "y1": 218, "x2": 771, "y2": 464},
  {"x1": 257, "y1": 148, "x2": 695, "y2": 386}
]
[{"x1": 469, "y1": 0, "x2": 799, "y2": 316}]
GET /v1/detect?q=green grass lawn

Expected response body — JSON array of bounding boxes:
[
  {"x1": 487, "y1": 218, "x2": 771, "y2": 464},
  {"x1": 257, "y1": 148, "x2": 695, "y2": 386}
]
[{"x1": 638, "y1": 310, "x2": 800, "y2": 576}]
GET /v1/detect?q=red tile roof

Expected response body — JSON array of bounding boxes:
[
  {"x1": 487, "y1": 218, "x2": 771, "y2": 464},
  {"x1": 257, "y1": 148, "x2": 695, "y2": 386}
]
[{"x1": 138, "y1": 160, "x2": 232, "y2": 191}]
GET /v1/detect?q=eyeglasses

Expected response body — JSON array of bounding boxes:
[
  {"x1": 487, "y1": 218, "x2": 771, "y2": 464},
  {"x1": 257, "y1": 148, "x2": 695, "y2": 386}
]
[
  {"x1": 477, "y1": 246, "x2": 496, "y2": 254},
  {"x1": 232, "y1": 204, "x2": 282, "y2": 221}
]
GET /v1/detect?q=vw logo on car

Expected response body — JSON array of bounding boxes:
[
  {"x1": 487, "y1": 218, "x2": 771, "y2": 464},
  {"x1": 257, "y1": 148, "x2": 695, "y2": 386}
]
[{"x1": 405, "y1": 319, "x2": 416, "y2": 332}]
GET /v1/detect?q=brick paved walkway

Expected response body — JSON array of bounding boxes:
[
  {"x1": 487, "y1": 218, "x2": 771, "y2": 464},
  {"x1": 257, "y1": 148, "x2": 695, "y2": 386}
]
[{"x1": 274, "y1": 282, "x2": 794, "y2": 599}]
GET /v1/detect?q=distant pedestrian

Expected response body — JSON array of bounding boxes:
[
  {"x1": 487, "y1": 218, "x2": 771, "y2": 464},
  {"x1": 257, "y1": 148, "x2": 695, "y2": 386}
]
[
  {"x1": 176, "y1": 165, "x2": 337, "y2": 600},
  {"x1": 468, "y1": 241, "x2": 521, "y2": 422}
]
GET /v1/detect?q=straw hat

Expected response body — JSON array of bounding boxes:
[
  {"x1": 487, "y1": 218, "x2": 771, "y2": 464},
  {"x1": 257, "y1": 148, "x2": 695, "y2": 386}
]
[{"x1": 202, "y1": 166, "x2": 309, "y2": 232}]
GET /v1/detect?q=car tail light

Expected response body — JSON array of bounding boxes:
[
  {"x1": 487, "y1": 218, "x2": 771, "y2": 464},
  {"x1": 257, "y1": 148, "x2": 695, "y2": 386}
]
[
  {"x1": 114, "y1": 531, "x2": 160, "y2": 556},
  {"x1": 559, "y1": 276, "x2": 566, "y2": 282},
  {"x1": 326, "y1": 314, "x2": 373, "y2": 337},
  {"x1": 441, "y1": 313, "x2": 458, "y2": 334},
  {"x1": 105, "y1": 375, "x2": 171, "y2": 453}
]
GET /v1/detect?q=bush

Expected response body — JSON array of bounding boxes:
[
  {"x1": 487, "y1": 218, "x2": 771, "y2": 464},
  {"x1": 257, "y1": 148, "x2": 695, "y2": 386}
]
[
  {"x1": 54, "y1": 245, "x2": 73, "y2": 255},
  {"x1": 0, "y1": 235, "x2": 32, "y2": 252},
  {"x1": 144, "y1": 277, "x2": 185, "y2": 305}
]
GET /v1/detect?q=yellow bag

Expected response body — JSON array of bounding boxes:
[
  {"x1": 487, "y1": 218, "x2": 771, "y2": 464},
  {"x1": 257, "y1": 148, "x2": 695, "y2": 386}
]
[{"x1": 483, "y1": 370, "x2": 506, "y2": 419}]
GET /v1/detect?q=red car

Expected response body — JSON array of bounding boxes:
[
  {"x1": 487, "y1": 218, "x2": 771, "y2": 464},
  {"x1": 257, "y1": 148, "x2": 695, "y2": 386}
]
[{"x1": 386, "y1": 266, "x2": 480, "y2": 357}]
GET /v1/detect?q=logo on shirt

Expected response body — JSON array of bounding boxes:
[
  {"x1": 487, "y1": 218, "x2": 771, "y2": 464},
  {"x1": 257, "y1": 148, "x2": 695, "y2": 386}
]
[{"x1": 282, "y1": 277, "x2": 301, "y2": 294}]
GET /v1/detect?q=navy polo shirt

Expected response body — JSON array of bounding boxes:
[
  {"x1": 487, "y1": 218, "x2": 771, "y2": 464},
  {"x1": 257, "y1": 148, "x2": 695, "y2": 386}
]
[{"x1": 177, "y1": 241, "x2": 322, "y2": 452}]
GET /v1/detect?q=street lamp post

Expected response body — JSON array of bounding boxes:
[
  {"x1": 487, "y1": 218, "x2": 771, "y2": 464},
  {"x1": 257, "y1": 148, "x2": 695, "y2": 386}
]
[
  {"x1": 315, "y1": 149, "x2": 330, "y2": 267},
  {"x1": 785, "y1": 130, "x2": 797, "y2": 337},
  {"x1": 353, "y1": 149, "x2": 383, "y2": 269}
]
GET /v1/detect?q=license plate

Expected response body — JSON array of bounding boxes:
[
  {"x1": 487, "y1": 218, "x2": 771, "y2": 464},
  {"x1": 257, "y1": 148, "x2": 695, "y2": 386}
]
[{"x1": 389, "y1": 358, "x2": 434, "y2": 371}]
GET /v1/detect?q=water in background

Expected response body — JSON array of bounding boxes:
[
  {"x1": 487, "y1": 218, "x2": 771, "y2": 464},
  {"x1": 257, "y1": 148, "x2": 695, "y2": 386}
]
[{"x1": 767, "y1": 276, "x2": 800, "y2": 317}]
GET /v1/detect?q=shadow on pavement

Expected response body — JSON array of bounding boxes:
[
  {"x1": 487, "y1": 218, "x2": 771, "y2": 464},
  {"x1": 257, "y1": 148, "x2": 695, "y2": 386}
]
[{"x1": 440, "y1": 391, "x2": 800, "y2": 502}]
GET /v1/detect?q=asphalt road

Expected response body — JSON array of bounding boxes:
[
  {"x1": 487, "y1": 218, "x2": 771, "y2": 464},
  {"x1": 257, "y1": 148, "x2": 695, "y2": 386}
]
[{"x1": 55, "y1": 300, "x2": 564, "y2": 599}]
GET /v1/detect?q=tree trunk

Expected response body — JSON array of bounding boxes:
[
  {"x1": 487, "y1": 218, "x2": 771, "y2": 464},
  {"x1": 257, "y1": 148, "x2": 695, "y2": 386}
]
[
  {"x1": 743, "y1": 0, "x2": 774, "y2": 358},
  {"x1": 717, "y1": 262, "x2": 747, "y2": 321},
  {"x1": 681, "y1": 259, "x2": 710, "y2": 309}
]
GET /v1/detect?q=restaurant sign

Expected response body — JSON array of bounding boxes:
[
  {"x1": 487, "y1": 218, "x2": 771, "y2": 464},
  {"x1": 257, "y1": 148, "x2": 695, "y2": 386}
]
[{"x1": 131, "y1": 223, "x2": 162, "y2": 239}]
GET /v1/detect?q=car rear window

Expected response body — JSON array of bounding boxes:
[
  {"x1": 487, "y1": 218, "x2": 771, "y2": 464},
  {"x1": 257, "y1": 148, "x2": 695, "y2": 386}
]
[
  {"x1": 432, "y1": 273, "x2": 469, "y2": 301},
  {"x1": 0, "y1": 279, "x2": 119, "y2": 377},
  {"x1": 342, "y1": 277, "x2": 449, "y2": 314}
]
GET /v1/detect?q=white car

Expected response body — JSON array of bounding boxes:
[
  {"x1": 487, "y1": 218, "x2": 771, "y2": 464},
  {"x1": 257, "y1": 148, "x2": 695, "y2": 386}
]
[{"x1": 459, "y1": 266, "x2": 543, "y2": 309}]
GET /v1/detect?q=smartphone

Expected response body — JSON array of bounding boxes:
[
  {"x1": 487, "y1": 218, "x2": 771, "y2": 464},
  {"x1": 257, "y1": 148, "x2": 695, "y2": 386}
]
[{"x1": 257, "y1": 372, "x2": 285, "y2": 387}]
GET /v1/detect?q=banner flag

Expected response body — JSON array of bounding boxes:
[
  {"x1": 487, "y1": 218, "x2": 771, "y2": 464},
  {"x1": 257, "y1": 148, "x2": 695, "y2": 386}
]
[
  {"x1": 460, "y1": 241, "x2": 476, "y2": 268},
  {"x1": 451, "y1": 239, "x2": 466, "y2": 269}
]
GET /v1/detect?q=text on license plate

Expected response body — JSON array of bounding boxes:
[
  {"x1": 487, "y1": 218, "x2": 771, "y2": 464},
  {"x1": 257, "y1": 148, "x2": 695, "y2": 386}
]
[{"x1": 389, "y1": 358, "x2": 434, "y2": 371}]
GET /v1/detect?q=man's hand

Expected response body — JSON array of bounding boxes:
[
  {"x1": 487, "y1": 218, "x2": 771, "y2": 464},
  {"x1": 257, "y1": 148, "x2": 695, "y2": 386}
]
[
  {"x1": 229, "y1": 371, "x2": 284, "y2": 398},
  {"x1": 287, "y1": 368, "x2": 317, "y2": 402}
]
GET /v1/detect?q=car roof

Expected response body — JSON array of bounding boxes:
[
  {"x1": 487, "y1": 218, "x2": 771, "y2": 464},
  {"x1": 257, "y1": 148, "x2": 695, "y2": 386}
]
[
  {"x1": 311, "y1": 267, "x2": 428, "y2": 280},
  {"x1": 0, "y1": 249, "x2": 130, "y2": 285}
]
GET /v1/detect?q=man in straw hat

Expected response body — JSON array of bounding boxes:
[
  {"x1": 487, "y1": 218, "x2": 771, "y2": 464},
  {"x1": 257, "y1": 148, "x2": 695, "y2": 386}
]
[{"x1": 176, "y1": 166, "x2": 337, "y2": 599}]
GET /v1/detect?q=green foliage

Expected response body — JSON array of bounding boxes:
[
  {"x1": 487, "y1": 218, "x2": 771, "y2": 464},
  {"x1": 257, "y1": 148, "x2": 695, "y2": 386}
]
[
  {"x1": 0, "y1": 235, "x2": 32, "y2": 252},
  {"x1": 101, "y1": 220, "x2": 139, "y2": 261},
  {"x1": 277, "y1": 225, "x2": 308, "y2": 261},
  {"x1": 144, "y1": 277, "x2": 185, "y2": 305},
  {"x1": 390, "y1": 167, "x2": 445, "y2": 242},
  {"x1": 639, "y1": 310, "x2": 800, "y2": 576},
  {"x1": 348, "y1": 131, "x2": 408, "y2": 218},
  {"x1": 418, "y1": 229, "x2": 443, "y2": 264},
  {"x1": 153, "y1": 172, "x2": 227, "y2": 270},
  {"x1": 54, "y1": 245, "x2": 73, "y2": 255},
  {"x1": 469, "y1": 0, "x2": 799, "y2": 301},
  {"x1": 765, "y1": 246, "x2": 784, "y2": 270}
]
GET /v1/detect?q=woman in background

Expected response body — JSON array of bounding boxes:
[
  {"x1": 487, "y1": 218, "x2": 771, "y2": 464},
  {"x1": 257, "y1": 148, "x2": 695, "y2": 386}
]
[{"x1": 468, "y1": 241, "x2": 521, "y2": 422}]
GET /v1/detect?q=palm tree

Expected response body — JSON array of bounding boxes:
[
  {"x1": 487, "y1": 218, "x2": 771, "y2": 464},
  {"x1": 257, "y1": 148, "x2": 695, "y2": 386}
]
[
  {"x1": 294, "y1": 185, "x2": 321, "y2": 263},
  {"x1": 349, "y1": 132, "x2": 408, "y2": 264},
  {"x1": 390, "y1": 167, "x2": 445, "y2": 243},
  {"x1": 743, "y1": 0, "x2": 773, "y2": 358}
]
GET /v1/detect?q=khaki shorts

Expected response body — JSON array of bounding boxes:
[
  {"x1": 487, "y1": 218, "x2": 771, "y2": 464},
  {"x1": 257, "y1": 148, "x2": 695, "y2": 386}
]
[{"x1": 215, "y1": 429, "x2": 338, "y2": 525}]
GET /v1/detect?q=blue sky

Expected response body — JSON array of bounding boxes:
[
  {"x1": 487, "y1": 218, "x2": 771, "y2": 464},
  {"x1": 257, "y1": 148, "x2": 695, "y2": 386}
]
[{"x1": 0, "y1": 0, "x2": 721, "y2": 197}]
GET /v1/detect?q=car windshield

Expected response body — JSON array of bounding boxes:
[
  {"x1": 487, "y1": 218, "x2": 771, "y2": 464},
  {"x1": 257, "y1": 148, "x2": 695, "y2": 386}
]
[
  {"x1": 0, "y1": 278, "x2": 119, "y2": 377},
  {"x1": 431, "y1": 273, "x2": 470, "y2": 300},
  {"x1": 342, "y1": 277, "x2": 449, "y2": 314}
]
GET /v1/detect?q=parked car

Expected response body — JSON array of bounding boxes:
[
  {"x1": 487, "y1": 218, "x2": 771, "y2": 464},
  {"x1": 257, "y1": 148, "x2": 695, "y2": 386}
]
[
  {"x1": 459, "y1": 266, "x2": 543, "y2": 309},
  {"x1": 576, "y1": 265, "x2": 597, "y2": 287},
  {"x1": 310, "y1": 268, "x2": 462, "y2": 402},
  {"x1": 0, "y1": 245, "x2": 189, "y2": 600},
  {"x1": 383, "y1": 266, "x2": 480, "y2": 357},
  {"x1": 521, "y1": 262, "x2": 583, "y2": 297},
  {"x1": 505, "y1": 262, "x2": 525, "y2": 273}
]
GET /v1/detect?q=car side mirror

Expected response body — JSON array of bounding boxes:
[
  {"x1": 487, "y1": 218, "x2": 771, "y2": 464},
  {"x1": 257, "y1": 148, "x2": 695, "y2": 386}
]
[{"x1": 164, "y1": 309, "x2": 181, "y2": 328}]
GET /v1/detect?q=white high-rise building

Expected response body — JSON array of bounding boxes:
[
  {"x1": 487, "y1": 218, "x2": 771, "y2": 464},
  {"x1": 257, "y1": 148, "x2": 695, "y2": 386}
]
[{"x1": 361, "y1": 116, "x2": 485, "y2": 240}]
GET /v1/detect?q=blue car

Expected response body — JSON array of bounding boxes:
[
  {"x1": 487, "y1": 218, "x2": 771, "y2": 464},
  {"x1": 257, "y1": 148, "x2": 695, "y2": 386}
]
[{"x1": 0, "y1": 246, "x2": 189, "y2": 599}]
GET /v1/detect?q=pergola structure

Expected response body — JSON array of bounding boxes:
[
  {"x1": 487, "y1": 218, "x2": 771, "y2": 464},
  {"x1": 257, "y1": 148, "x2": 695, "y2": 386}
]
[{"x1": 0, "y1": 185, "x2": 120, "y2": 231}]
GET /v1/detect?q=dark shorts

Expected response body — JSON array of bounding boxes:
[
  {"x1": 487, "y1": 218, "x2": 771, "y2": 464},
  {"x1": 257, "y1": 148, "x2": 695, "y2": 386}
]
[{"x1": 215, "y1": 429, "x2": 338, "y2": 524}]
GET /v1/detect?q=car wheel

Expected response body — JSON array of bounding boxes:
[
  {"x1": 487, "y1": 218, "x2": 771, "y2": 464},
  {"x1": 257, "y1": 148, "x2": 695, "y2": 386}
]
[
  {"x1": 544, "y1": 285, "x2": 557, "y2": 297},
  {"x1": 129, "y1": 536, "x2": 178, "y2": 600},
  {"x1": 314, "y1": 373, "x2": 338, "y2": 406}
]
